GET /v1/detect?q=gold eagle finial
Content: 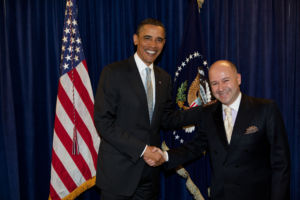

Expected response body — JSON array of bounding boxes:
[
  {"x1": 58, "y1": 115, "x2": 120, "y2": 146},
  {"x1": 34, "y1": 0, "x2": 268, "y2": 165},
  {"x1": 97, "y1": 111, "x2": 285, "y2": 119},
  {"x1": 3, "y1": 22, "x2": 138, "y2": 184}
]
[{"x1": 197, "y1": 0, "x2": 205, "y2": 13}]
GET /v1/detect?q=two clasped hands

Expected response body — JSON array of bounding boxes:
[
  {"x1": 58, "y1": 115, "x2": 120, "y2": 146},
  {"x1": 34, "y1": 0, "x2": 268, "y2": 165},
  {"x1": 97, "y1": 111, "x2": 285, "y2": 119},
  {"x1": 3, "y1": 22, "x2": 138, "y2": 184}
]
[{"x1": 143, "y1": 146, "x2": 167, "y2": 167}]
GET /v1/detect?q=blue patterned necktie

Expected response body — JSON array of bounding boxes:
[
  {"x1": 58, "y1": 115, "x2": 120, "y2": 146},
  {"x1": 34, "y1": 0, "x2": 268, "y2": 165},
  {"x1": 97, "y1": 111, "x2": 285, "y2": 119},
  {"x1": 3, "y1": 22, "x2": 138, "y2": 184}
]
[{"x1": 145, "y1": 68, "x2": 153, "y2": 122}]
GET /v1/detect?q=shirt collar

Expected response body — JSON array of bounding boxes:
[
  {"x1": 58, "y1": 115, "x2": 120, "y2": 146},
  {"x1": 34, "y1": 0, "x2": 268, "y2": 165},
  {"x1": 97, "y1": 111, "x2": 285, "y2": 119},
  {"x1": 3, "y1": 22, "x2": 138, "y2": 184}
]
[
  {"x1": 222, "y1": 92, "x2": 242, "y2": 112},
  {"x1": 134, "y1": 52, "x2": 154, "y2": 73}
]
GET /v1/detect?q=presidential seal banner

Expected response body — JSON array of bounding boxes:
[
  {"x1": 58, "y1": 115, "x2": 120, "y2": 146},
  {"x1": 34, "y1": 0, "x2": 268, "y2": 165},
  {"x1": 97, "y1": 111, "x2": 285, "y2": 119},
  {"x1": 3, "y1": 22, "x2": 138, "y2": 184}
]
[{"x1": 163, "y1": 0, "x2": 211, "y2": 199}]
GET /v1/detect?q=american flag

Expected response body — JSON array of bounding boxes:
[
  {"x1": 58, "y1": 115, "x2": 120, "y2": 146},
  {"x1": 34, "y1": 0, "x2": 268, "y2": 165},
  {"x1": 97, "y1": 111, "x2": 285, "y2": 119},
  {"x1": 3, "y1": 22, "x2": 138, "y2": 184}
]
[{"x1": 49, "y1": 0, "x2": 100, "y2": 199}]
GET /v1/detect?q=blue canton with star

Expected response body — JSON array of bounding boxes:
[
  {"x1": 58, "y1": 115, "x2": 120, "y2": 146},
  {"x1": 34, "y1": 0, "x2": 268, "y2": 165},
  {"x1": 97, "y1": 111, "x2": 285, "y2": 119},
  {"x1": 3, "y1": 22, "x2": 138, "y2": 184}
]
[{"x1": 60, "y1": 0, "x2": 85, "y2": 75}]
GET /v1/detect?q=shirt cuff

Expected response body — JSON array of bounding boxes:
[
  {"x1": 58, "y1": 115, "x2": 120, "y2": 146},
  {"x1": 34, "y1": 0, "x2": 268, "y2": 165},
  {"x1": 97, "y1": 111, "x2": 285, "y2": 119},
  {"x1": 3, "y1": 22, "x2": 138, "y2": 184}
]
[
  {"x1": 164, "y1": 151, "x2": 169, "y2": 161},
  {"x1": 140, "y1": 145, "x2": 148, "y2": 157}
]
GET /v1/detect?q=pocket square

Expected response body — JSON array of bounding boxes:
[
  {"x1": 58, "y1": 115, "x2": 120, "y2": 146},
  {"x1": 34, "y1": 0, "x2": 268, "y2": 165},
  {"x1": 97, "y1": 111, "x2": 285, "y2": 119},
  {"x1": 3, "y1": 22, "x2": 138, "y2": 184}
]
[{"x1": 245, "y1": 125, "x2": 259, "y2": 134}]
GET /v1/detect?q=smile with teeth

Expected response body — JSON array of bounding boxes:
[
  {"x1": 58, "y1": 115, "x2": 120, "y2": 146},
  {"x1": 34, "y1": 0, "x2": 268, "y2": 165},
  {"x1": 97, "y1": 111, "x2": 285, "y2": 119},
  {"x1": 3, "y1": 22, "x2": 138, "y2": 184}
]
[{"x1": 146, "y1": 50, "x2": 156, "y2": 55}]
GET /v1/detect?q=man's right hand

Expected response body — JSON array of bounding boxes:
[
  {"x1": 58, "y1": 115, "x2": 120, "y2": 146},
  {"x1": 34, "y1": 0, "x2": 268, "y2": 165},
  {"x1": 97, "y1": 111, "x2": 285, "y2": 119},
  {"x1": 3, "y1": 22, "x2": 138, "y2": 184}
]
[{"x1": 143, "y1": 146, "x2": 165, "y2": 167}]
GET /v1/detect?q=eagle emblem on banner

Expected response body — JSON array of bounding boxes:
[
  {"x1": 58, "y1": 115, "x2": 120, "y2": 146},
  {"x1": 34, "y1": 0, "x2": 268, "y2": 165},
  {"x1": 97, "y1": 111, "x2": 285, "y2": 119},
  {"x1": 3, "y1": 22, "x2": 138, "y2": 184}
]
[{"x1": 173, "y1": 51, "x2": 211, "y2": 142}]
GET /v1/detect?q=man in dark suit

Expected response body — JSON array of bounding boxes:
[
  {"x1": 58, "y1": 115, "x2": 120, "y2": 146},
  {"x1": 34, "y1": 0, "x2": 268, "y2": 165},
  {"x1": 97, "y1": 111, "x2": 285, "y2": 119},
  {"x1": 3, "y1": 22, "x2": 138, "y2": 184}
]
[
  {"x1": 163, "y1": 60, "x2": 291, "y2": 200},
  {"x1": 94, "y1": 18, "x2": 201, "y2": 200}
]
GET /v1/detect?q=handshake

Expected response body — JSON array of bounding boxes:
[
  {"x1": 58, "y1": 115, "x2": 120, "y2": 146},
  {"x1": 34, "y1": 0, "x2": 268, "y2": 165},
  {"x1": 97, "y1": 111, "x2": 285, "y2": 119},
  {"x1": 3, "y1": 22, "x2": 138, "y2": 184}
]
[{"x1": 143, "y1": 146, "x2": 167, "y2": 167}]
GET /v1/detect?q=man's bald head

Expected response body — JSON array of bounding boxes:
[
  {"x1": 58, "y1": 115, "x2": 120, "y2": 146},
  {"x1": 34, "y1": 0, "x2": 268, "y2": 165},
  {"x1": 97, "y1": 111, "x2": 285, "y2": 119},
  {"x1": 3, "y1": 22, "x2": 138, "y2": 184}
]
[{"x1": 208, "y1": 60, "x2": 241, "y2": 106}]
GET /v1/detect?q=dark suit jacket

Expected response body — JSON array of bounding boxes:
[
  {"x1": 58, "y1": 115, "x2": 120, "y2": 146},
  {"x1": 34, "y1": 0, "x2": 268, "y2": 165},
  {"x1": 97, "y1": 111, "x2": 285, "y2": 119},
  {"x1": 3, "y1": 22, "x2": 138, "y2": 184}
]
[
  {"x1": 167, "y1": 94, "x2": 290, "y2": 200},
  {"x1": 94, "y1": 56, "x2": 200, "y2": 196}
]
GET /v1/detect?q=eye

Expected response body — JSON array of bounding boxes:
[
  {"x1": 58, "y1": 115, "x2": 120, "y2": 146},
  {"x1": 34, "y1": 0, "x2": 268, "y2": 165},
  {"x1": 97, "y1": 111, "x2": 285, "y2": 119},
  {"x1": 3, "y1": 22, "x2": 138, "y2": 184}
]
[
  {"x1": 143, "y1": 36, "x2": 152, "y2": 40},
  {"x1": 156, "y1": 38, "x2": 164, "y2": 43},
  {"x1": 210, "y1": 82, "x2": 218, "y2": 86}
]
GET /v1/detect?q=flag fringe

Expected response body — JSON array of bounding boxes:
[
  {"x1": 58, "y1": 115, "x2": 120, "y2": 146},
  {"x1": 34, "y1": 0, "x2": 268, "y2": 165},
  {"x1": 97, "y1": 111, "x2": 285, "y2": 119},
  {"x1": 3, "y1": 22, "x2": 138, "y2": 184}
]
[
  {"x1": 162, "y1": 141, "x2": 205, "y2": 200},
  {"x1": 49, "y1": 176, "x2": 96, "y2": 200}
]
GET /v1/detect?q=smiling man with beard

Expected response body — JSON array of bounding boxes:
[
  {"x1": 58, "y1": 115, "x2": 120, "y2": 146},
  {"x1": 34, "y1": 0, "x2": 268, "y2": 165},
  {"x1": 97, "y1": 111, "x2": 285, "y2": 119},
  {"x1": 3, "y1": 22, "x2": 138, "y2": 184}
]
[{"x1": 94, "y1": 18, "x2": 202, "y2": 200}]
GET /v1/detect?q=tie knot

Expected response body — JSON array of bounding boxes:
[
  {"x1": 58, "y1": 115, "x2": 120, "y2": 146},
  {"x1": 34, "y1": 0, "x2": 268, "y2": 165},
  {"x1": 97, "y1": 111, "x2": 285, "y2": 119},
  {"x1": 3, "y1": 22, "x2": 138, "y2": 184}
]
[
  {"x1": 224, "y1": 106, "x2": 231, "y2": 116},
  {"x1": 145, "y1": 67, "x2": 151, "y2": 75}
]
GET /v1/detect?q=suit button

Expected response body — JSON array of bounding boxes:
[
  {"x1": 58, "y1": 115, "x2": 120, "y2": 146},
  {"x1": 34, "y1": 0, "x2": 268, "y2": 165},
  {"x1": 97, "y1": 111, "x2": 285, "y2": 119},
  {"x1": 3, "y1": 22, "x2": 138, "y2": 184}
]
[
  {"x1": 235, "y1": 165, "x2": 239, "y2": 168},
  {"x1": 214, "y1": 150, "x2": 218, "y2": 155},
  {"x1": 244, "y1": 149, "x2": 249, "y2": 152}
]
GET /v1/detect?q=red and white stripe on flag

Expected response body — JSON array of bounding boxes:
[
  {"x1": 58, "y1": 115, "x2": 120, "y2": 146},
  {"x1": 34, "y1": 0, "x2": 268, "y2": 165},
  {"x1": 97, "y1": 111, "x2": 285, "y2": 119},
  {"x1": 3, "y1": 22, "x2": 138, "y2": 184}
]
[{"x1": 49, "y1": 0, "x2": 100, "y2": 199}]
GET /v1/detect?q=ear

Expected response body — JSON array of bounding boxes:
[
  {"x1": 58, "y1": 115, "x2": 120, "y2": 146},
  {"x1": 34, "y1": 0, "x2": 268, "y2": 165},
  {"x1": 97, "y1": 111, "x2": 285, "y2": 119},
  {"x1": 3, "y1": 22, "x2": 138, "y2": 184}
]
[
  {"x1": 237, "y1": 73, "x2": 241, "y2": 85},
  {"x1": 133, "y1": 34, "x2": 138, "y2": 45}
]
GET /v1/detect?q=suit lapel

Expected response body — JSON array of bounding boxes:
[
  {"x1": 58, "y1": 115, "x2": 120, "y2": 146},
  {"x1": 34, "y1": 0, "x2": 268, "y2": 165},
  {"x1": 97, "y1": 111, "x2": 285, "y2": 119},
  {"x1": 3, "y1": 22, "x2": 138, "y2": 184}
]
[
  {"x1": 126, "y1": 56, "x2": 150, "y2": 122},
  {"x1": 212, "y1": 102, "x2": 229, "y2": 148},
  {"x1": 151, "y1": 66, "x2": 163, "y2": 126},
  {"x1": 230, "y1": 94, "x2": 252, "y2": 144}
]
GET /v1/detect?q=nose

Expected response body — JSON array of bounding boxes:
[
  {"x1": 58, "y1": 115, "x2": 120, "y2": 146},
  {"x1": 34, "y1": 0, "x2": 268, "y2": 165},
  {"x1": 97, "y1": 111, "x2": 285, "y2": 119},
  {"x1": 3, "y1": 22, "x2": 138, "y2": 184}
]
[
  {"x1": 217, "y1": 83, "x2": 225, "y2": 92},
  {"x1": 148, "y1": 39, "x2": 157, "y2": 48}
]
